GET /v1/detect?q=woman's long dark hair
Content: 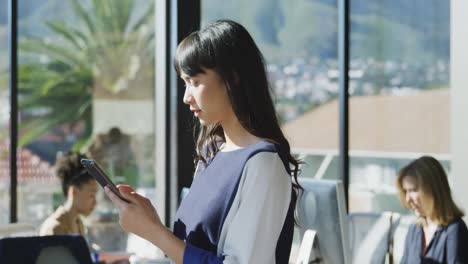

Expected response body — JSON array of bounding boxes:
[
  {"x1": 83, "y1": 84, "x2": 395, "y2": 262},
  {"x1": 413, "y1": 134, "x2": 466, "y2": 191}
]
[{"x1": 174, "y1": 20, "x2": 302, "y2": 196}]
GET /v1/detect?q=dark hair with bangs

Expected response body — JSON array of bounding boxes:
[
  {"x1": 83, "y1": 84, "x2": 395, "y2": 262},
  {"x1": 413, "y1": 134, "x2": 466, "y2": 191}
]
[{"x1": 174, "y1": 19, "x2": 302, "y2": 196}]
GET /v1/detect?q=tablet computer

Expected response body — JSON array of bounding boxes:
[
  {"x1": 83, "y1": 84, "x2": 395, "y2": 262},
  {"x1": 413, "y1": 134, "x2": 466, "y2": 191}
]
[{"x1": 80, "y1": 158, "x2": 130, "y2": 203}]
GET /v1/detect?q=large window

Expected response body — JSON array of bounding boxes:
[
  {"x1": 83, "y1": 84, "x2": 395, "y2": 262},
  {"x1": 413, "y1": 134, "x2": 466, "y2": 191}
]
[
  {"x1": 2, "y1": 0, "x2": 464, "y2": 262},
  {"x1": 202, "y1": 0, "x2": 339, "y2": 261},
  {"x1": 203, "y1": 0, "x2": 451, "y2": 215},
  {"x1": 6, "y1": 0, "x2": 157, "y2": 253},
  {"x1": 202, "y1": 0, "x2": 340, "y2": 174},
  {"x1": 451, "y1": 0, "x2": 468, "y2": 216},
  {"x1": 348, "y1": 0, "x2": 450, "y2": 213},
  {"x1": 202, "y1": 0, "x2": 454, "y2": 261}
]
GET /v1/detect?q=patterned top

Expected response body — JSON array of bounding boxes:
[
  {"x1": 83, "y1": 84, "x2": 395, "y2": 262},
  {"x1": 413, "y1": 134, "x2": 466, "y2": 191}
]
[
  {"x1": 174, "y1": 140, "x2": 295, "y2": 264},
  {"x1": 39, "y1": 206, "x2": 85, "y2": 236},
  {"x1": 401, "y1": 217, "x2": 468, "y2": 263}
]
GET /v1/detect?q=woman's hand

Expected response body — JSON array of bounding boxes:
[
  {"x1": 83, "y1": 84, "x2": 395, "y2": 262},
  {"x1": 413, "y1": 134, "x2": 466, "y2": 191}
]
[
  {"x1": 104, "y1": 185, "x2": 164, "y2": 241},
  {"x1": 105, "y1": 185, "x2": 186, "y2": 263}
]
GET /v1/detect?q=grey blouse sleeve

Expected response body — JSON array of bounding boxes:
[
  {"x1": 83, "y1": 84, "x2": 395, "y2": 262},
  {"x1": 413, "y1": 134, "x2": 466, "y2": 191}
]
[
  {"x1": 445, "y1": 220, "x2": 468, "y2": 264},
  {"x1": 217, "y1": 152, "x2": 292, "y2": 264}
]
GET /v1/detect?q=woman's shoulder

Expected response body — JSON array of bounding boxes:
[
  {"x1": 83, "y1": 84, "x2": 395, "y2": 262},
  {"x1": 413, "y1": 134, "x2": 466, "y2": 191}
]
[
  {"x1": 244, "y1": 140, "x2": 286, "y2": 161},
  {"x1": 246, "y1": 141, "x2": 285, "y2": 166},
  {"x1": 403, "y1": 221, "x2": 422, "y2": 238},
  {"x1": 239, "y1": 139, "x2": 277, "y2": 154},
  {"x1": 442, "y1": 218, "x2": 468, "y2": 247},
  {"x1": 39, "y1": 213, "x2": 66, "y2": 235},
  {"x1": 217, "y1": 140, "x2": 279, "y2": 160},
  {"x1": 446, "y1": 217, "x2": 468, "y2": 234},
  {"x1": 246, "y1": 149, "x2": 282, "y2": 166},
  {"x1": 244, "y1": 151, "x2": 291, "y2": 185}
]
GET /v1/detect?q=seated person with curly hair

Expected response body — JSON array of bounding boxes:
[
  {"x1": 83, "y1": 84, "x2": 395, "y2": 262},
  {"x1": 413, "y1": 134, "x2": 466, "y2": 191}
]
[{"x1": 40, "y1": 151, "x2": 98, "y2": 236}]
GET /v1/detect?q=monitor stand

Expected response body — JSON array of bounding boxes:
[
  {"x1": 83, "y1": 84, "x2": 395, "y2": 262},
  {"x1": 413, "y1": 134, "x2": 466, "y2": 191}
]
[{"x1": 295, "y1": 229, "x2": 323, "y2": 264}]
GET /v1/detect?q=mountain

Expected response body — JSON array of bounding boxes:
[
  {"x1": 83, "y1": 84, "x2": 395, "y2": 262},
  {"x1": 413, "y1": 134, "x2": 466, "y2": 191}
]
[
  {"x1": 3, "y1": 0, "x2": 450, "y2": 64},
  {"x1": 202, "y1": 0, "x2": 449, "y2": 63}
]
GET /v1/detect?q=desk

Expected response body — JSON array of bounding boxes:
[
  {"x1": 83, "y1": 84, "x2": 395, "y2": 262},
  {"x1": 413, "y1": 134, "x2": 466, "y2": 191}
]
[
  {"x1": 98, "y1": 252, "x2": 171, "y2": 264},
  {"x1": 129, "y1": 256, "x2": 171, "y2": 264}
]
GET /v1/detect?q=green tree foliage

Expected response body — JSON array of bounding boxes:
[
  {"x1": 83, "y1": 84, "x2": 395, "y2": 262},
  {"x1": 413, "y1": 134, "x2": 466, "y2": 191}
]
[{"x1": 17, "y1": 0, "x2": 154, "y2": 148}]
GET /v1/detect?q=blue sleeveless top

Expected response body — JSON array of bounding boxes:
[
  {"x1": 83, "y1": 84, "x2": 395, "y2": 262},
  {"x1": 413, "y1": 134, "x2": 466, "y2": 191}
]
[{"x1": 173, "y1": 141, "x2": 295, "y2": 264}]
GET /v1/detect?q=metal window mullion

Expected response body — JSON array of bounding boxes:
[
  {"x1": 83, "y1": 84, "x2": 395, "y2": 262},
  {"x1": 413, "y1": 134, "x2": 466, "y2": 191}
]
[
  {"x1": 8, "y1": 0, "x2": 18, "y2": 223},
  {"x1": 338, "y1": 0, "x2": 350, "y2": 212}
]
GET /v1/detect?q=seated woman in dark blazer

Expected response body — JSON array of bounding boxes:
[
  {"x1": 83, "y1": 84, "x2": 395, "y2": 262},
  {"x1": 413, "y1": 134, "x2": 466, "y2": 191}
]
[{"x1": 397, "y1": 156, "x2": 468, "y2": 264}]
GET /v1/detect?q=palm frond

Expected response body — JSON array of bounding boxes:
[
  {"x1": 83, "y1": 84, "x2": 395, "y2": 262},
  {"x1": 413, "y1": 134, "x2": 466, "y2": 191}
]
[
  {"x1": 128, "y1": 1, "x2": 155, "y2": 34},
  {"x1": 70, "y1": 0, "x2": 96, "y2": 34},
  {"x1": 46, "y1": 21, "x2": 86, "y2": 50},
  {"x1": 19, "y1": 98, "x2": 91, "y2": 146},
  {"x1": 17, "y1": 0, "x2": 155, "y2": 147},
  {"x1": 19, "y1": 40, "x2": 86, "y2": 68}
]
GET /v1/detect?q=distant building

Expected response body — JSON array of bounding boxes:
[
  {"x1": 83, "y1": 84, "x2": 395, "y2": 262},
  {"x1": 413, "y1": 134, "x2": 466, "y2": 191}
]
[
  {"x1": 0, "y1": 144, "x2": 56, "y2": 184},
  {"x1": 282, "y1": 89, "x2": 450, "y2": 212},
  {"x1": 0, "y1": 143, "x2": 58, "y2": 224},
  {"x1": 282, "y1": 89, "x2": 449, "y2": 155}
]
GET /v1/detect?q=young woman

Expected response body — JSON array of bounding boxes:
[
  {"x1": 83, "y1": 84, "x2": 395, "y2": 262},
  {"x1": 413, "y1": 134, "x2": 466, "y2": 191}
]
[
  {"x1": 40, "y1": 151, "x2": 98, "y2": 236},
  {"x1": 105, "y1": 20, "x2": 301, "y2": 263},
  {"x1": 397, "y1": 156, "x2": 468, "y2": 263}
]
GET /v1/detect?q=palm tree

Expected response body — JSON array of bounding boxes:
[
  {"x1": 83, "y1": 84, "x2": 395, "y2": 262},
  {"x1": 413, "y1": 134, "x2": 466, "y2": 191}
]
[{"x1": 17, "y1": 0, "x2": 155, "y2": 148}]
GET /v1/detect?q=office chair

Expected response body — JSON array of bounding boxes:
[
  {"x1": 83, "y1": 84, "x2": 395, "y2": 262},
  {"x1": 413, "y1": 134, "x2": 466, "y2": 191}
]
[
  {"x1": 295, "y1": 229, "x2": 321, "y2": 264},
  {"x1": 0, "y1": 234, "x2": 93, "y2": 264}
]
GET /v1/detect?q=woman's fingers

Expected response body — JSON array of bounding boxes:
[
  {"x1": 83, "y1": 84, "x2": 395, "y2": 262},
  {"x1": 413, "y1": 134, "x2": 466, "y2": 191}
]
[
  {"x1": 105, "y1": 186, "x2": 151, "y2": 211},
  {"x1": 117, "y1": 186, "x2": 150, "y2": 205},
  {"x1": 105, "y1": 186, "x2": 162, "y2": 238},
  {"x1": 120, "y1": 190, "x2": 144, "y2": 205},
  {"x1": 104, "y1": 186, "x2": 130, "y2": 210},
  {"x1": 117, "y1": 184, "x2": 135, "y2": 193}
]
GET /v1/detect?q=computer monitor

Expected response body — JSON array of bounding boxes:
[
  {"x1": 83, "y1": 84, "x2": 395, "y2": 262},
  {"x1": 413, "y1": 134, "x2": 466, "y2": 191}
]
[
  {"x1": 296, "y1": 178, "x2": 350, "y2": 264},
  {"x1": 0, "y1": 235, "x2": 93, "y2": 264}
]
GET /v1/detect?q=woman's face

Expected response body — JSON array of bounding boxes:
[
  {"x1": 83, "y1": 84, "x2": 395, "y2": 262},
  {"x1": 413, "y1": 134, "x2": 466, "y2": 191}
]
[
  {"x1": 73, "y1": 180, "x2": 98, "y2": 216},
  {"x1": 181, "y1": 69, "x2": 235, "y2": 126},
  {"x1": 401, "y1": 175, "x2": 427, "y2": 217}
]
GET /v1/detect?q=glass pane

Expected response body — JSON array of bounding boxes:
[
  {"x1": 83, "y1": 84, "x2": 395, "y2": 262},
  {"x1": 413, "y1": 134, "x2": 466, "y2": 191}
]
[
  {"x1": 202, "y1": 1, "x2": 340, "y2": 169},
  {"x1": 348, "y1": 1, "x2": 450, "y2": 212},
  {"x1": 17, "y1": 0, "x2": 157, "y2": 255},
  {"x1": 202, "y1": 1, "x2": 339, "y2": 262},
  {"x1": 0, "y1": 0, "x2": 10, "y2": 225},
  {"x1": 450, "y1": 0, "x2": 468, "y2": 226}
]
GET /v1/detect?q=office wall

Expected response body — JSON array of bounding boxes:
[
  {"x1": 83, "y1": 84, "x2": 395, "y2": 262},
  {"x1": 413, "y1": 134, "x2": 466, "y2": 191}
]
[{"x1": 451, "y1": 0, "x2": 468, "y2": 220}]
